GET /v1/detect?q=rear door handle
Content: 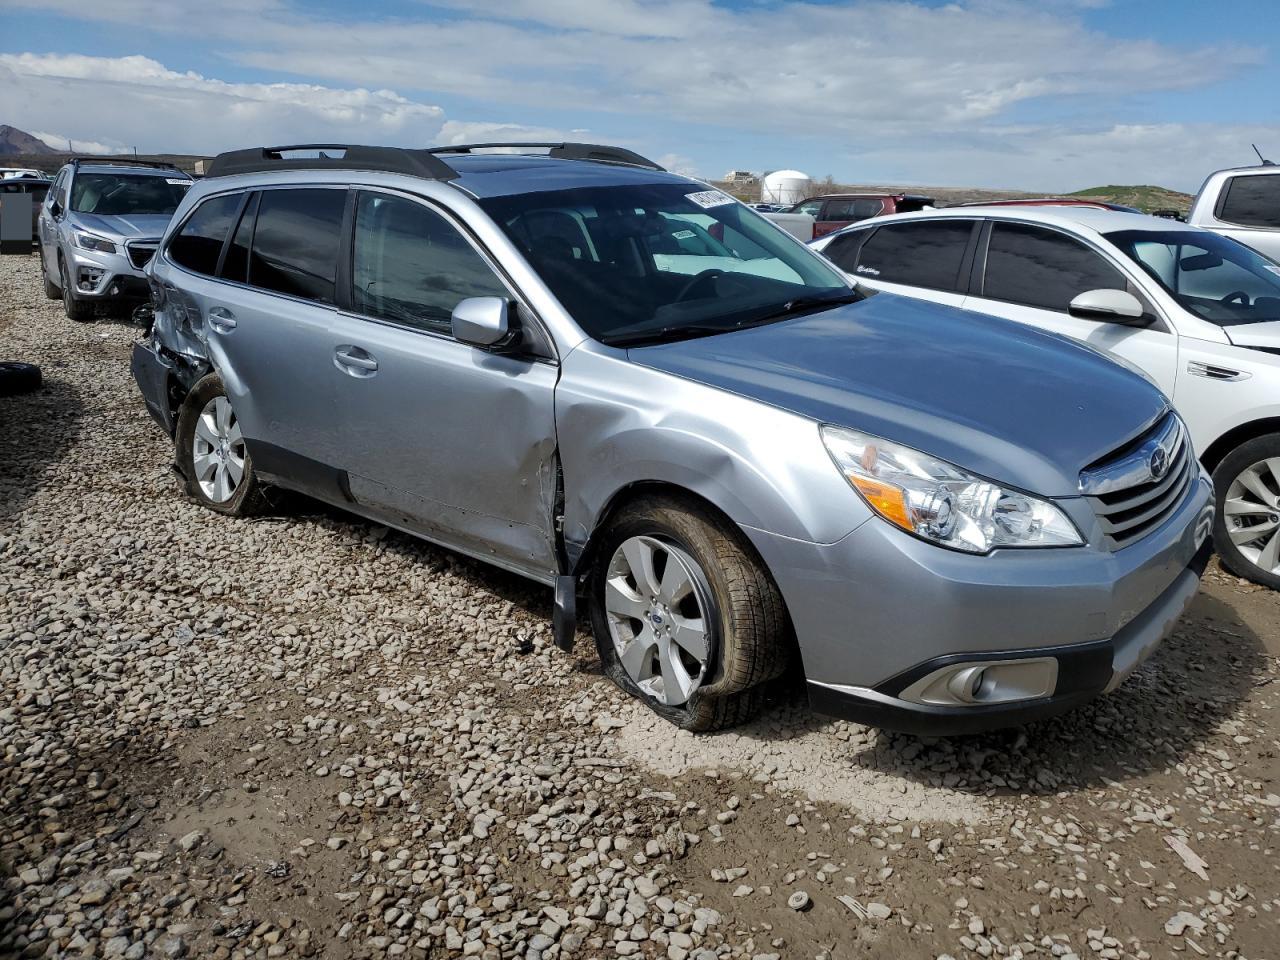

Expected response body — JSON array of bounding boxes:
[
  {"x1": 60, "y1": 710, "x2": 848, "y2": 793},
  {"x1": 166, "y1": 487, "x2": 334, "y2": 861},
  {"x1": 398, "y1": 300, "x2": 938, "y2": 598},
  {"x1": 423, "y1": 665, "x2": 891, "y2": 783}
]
[
  {"x1": 334, "y1": 345, "x2": 379, "y2": 377},
  {"x1": 207, "y1": 306, "x2": 237, "y2": 334}
]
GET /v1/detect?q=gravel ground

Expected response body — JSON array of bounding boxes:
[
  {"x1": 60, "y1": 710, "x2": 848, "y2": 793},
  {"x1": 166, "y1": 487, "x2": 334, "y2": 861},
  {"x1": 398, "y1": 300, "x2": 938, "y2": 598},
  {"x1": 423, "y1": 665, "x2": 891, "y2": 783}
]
[{"x1": 2, "y1": 250, "x2": 1278, "y2": 960}]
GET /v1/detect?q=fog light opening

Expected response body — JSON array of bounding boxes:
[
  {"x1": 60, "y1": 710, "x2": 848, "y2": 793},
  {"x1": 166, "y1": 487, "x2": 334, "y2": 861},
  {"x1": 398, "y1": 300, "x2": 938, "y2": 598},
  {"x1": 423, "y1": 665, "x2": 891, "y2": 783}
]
[{"x1": 903, "y1": 656, "x2": 1059, "y2": 708}]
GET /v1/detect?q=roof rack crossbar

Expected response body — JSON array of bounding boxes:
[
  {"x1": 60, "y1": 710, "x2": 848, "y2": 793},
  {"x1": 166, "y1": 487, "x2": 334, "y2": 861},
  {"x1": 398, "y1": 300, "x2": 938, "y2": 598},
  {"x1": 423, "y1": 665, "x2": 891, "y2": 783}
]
[
  {"x1": 426, "y1": 142, "x2": 665, "y2": 171},
  {"x1": 205, "y1": 144, "x2": 460, "y2": 180},
  {"x1": 70, "y1": 157, "x2": 185, "y2": 172}
]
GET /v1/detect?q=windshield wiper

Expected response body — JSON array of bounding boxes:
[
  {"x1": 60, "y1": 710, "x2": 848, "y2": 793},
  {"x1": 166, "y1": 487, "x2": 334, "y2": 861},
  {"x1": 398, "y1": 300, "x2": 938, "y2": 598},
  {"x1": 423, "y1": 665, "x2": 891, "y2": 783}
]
[{"x1": 778, "y1": 290, "x2": 863, "y2": 313}]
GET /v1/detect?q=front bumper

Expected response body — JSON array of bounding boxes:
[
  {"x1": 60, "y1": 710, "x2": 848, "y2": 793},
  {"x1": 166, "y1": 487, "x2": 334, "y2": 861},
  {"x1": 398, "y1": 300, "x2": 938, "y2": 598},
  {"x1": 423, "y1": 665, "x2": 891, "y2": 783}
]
[
  {"x1": 66, "y1": 244, "x2": 152, "y2": 300},
  {"x1": 744, "y1": 471, "x2": 1214, "y2": 735}
]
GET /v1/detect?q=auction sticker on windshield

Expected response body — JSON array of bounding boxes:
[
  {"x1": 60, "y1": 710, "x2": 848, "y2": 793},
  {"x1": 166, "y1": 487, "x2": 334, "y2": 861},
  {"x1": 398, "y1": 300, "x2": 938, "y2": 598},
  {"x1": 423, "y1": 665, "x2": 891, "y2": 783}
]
[{"x1": 686, "y1": 190, "x2": 735, "y2": 209}]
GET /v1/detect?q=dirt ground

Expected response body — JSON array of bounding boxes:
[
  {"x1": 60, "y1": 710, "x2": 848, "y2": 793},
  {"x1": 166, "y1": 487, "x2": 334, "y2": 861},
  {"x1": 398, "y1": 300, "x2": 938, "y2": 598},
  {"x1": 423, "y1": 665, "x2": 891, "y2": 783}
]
[{"x1": 1, "y1": 251, "x2": 1277, "y2": 960}]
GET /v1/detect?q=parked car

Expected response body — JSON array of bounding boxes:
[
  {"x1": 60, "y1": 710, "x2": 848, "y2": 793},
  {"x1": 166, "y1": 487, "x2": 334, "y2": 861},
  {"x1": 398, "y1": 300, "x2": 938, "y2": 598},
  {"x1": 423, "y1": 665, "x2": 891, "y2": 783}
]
[
  {"x1": 1188, "y1": 164, "x2": 1280, "y2": 260},
  {"x1": 0, "y1": 167, "x2": 45, "y2": 180},
  {"x1": 785, "y1": 193, "x2": 935, "y2": 238},
  {"x1": 812, "y1": 206, "x2": 1280, "y2": 587},
  {"x1": 38, "y1": 158, "x2": 192, "y2": 321},
  {"x1": 0, "y1": 175, "x2": 51, "y2": 237},
  {"x1": 133, "y1": 141, "x2": 1211, "y2": 734}
]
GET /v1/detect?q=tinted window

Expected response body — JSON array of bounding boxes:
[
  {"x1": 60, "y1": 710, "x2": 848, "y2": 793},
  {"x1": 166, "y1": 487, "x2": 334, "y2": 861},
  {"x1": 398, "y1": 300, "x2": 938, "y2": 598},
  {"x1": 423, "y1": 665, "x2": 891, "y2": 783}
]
[
  {"x1": 822, "y1": 229, "x2": 873, "y2": 273},
  {"x1": 168, "y1": 193, "x2": 243, "y2": 276},
  {"x1": 824, "y1": 198, "x2": 883, "y2": 222},
  {"x1": 855, "y1": 220, "x2": 974, "y2": 290},
  {"x1": 983, "y1": 223, "x2": 1127, "y2": 311},
  {"x1": 249, "y1": 189, "x2": 346, "y2": 303},
  {"x1": 221, "y1": 192, "x2": 258, "y2": 283},
  {"x1": 792, "y1": 200, "x2": 823, "y2": 217},
  {"x1": 353, "y1": 192, "x2": 508, "y2": 334},
  {"x1": 1219, "y1": 175, "x2": 1280, "y2": 229}
]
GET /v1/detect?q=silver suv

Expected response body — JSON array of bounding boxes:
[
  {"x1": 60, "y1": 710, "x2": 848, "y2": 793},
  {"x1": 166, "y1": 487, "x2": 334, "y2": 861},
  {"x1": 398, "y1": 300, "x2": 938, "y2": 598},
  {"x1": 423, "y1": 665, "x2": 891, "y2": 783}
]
[
  {"x1": 131, "y1": 142, "x2": 1213, "y2": 734},
  {"x1": 38, "y1": 159, "x2": 192, "y2": 321}
]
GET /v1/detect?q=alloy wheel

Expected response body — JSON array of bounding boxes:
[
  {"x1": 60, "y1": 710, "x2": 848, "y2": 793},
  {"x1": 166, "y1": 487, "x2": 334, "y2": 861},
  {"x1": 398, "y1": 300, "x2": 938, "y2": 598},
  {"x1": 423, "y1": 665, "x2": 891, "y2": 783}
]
[
  {"x1": 603, "y1": 535, "x2": 713, "y2": 706},
  {"x1": 191, "y1": 396, "x2": 246, "y2": 503},
  {"x1": 1224, "y1": 457, "x2": 1280, "y2": 574}
]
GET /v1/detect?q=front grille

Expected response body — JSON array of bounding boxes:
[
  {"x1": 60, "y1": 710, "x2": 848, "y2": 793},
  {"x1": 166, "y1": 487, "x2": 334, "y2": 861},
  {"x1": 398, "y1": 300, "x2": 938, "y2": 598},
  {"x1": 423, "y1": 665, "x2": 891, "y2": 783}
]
[
  {"x1": 1080, "y1": 413, "x2": 1193, "y2": 550},
  {"x1": 126, "y1": 241, "x2": 158, "y2": 270}
]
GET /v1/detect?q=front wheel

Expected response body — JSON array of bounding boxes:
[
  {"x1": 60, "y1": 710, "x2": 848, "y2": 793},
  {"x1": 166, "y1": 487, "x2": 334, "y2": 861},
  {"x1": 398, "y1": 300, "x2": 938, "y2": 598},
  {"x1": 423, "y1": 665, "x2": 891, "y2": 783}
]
[
  {"x1": 588, "y1": 496, "x2": 790, "y2": 731},
  {"x1": 174, "y1": 374, "x2": 268, "y2": 516},
  {"x1": 1212, "y1": 433, "x2": 1280, "y2": 590}
]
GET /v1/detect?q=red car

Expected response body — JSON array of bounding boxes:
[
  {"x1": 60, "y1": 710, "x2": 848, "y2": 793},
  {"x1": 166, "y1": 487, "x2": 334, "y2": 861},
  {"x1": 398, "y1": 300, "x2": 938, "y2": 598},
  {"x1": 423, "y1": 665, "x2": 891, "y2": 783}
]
[{"x1": 786, "y1": 193, "x2": 935, "y2": 238}]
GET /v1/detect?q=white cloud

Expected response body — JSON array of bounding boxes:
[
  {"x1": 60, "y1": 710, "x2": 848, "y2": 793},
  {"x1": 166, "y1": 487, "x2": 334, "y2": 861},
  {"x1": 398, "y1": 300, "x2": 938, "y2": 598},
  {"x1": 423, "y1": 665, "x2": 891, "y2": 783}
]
[{"x1": 29, "y1": 131, "x2": 120, "y2": 155}]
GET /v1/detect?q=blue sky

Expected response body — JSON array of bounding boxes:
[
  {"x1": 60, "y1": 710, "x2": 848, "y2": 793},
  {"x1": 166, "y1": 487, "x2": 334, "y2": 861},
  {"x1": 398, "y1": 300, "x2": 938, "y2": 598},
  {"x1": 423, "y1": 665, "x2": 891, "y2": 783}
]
[{"x1": 2, "y1": 0, "x2": 1276, "y2": 192}]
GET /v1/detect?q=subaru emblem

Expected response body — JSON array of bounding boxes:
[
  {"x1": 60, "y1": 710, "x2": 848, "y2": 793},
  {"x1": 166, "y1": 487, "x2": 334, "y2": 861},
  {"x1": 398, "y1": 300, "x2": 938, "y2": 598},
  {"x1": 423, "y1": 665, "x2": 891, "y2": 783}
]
[{"x1": 1149, "y1": 446, "x2": 1169, "y2": 481}]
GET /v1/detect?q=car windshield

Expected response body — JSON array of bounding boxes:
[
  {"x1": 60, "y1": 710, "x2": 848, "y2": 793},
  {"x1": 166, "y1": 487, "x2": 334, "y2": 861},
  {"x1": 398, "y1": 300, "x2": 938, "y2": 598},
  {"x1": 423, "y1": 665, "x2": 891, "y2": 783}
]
[
  {"x1": 70, "y1": 173, "x2": 190, "y2": 216},
  {"x1": 1106, "y1": 228, "x2": 1280, "y2": 326},
  {"x1": 478, "y1": 183, "x2": 853, "y2": 345}
]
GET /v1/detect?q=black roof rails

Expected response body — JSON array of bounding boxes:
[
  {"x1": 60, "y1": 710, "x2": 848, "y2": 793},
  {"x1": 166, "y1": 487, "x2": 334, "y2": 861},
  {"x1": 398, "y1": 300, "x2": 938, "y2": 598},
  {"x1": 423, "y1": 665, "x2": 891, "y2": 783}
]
[
  {"x1": 205, "y1": 144, "x2": 459, "y2": 180},
  {"x1": 70, "y1": 156, "x2": 187, "y2": 173},
  {"x1": 427, "y1": 142, "x2": 665, "y2": 171}
]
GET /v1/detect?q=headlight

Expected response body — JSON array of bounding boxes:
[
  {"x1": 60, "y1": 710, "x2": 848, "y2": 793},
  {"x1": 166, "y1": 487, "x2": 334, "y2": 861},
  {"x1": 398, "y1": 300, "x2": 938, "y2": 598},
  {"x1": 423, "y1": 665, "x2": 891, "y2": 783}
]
[
  {"x1": 73, "y1": 231, "x2": 117, "y2": 254},
  {"x1": 821, "y1": 425, "x2": 1082, "y2": 553}
]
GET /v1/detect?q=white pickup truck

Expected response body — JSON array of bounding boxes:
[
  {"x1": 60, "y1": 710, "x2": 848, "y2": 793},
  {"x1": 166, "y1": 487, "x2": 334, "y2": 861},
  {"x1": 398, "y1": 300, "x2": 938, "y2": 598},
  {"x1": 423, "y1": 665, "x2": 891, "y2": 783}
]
[{"x1": 1188, "y1": 163, "x2": 1280, "y2": 261}]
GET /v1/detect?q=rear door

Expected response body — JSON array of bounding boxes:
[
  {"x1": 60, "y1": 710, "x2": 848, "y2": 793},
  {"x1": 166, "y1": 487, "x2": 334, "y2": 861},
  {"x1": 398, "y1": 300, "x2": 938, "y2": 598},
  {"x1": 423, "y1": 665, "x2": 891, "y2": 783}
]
[
  {"x1": 327, "y1": 189, "x2": 560, "y2": 578},
  {"x1": 1211, "y1": 173, "x2": 1280, "y2": 261},
  {"x1": 823, "y1": 218, "x2": 978, "y2": 308},
  {"x1": 172, "y1": 186, "x2": 348, "y2": 492},
  {"x1": 964, "y1": 220, "x2": 1179, "y2": 396}
]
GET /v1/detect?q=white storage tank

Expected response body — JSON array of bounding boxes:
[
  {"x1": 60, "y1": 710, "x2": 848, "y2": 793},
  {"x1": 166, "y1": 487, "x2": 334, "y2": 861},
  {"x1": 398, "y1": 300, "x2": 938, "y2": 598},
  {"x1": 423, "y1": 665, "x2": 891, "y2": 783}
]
[{"x1": 760, "y1": 170, "x2": 812, "y2": 205}]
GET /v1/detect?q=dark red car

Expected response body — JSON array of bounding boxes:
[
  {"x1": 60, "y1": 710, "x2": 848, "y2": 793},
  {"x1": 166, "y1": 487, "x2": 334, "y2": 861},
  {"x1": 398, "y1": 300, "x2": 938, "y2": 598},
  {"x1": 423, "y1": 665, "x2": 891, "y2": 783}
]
[{"x1": 786, "y1": 193, "x2": 935, "y2": 238}]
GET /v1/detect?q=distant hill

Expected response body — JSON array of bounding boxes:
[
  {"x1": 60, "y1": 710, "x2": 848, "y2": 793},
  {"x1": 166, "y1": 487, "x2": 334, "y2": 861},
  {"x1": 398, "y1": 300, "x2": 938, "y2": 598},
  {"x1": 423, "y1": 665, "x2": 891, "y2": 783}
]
[
  {"x1": 0, "y1": 125, "x2": 57, "y2": 156},
  {"x1": 1067, "y1": 184, "x2": 1193, "y2": 214}
]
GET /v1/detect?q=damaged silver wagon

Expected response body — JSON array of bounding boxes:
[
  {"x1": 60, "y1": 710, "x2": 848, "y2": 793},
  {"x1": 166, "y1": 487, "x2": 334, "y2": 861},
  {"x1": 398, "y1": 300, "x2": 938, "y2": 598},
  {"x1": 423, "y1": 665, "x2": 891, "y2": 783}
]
[{"x1": 132, "y1": 143, "x2": 1212, "y2": 733}]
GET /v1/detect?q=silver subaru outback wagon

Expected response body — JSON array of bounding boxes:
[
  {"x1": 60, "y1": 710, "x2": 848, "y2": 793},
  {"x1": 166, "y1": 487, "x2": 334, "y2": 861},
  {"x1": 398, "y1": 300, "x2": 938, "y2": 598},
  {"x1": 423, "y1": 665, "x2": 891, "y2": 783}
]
[{"x1": 131, "y1": 142, "x2": 1214, "y2": 734}]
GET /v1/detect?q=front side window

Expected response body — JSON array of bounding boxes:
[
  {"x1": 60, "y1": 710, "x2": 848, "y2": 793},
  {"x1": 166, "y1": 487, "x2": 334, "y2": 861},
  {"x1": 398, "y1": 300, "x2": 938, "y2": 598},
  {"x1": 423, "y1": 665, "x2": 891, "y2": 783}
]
[
  {"x1": 822, "y1": 229, "x2": 874, "y2": 273},
  {"x1": 855, "y1": 219, "x2": 975, "y2": 290},
  {"x1": 1107, "y1": 228, "x2": 1280, "y2": 326},
  {"x1": 1218, "y1": 175, "x2": 1280, "y2": 229},
  {"x1": 69, "y1": 173, "x2": 189, "y2": 216},
  {"x1": 249, "y1": 188, "x2": 346, "y2": 304},
  {"x1": 168, "y1": 193, "x2": 243, "y2": 276},
  {"x1": 353, "y1": 192, "x2": 508, "y2": 334},
  {"x1": 983, "y1": 222, "x2": 1126, "y2": 311},
  {"x1": 479, "y1": 183, "x2": 852, "y2": 346},
  {"x1": 792, "y1": 199, "x2": 823, "y2": 217}
]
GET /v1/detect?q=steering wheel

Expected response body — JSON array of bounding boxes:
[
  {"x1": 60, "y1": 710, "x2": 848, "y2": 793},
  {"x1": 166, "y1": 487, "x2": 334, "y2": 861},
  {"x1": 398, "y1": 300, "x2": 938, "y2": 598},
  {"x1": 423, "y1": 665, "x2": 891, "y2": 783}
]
[
  {"x1": 674, "y1": 269, "x2": 725, "y2": 303},
  {"x1": 1222, "y1": 290, "x2": 1251, "y2": 306}
]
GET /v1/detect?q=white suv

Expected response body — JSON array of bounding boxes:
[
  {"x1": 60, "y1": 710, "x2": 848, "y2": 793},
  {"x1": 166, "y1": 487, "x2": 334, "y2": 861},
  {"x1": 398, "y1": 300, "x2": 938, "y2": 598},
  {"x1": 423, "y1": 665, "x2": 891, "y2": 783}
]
[{"x1": 811, "y1": 206, "x2": 1280, "y2": 587}]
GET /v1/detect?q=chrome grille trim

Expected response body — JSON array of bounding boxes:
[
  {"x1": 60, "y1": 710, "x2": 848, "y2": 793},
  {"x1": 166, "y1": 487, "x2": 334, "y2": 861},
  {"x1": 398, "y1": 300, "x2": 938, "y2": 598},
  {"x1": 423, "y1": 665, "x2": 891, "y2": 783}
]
[
  {"x1": 126, "y1": 240, "x2": 159, "y2": 270},
  {"x1": 1082, "y1": 412, "x2": 1194, "y2": 550}
]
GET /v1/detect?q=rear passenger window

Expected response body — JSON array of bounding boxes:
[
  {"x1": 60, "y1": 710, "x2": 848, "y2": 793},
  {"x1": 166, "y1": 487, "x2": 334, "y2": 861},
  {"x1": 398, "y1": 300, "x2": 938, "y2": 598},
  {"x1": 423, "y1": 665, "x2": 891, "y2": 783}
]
[
  {"x1": 824, "y1": 198, "x2": 883, "y2": 222},
  {"x1": 352, "y1": 192, "x2": 508, "y2": 334},
  {"x1": 220, "y1": 192, "x2": 258, "y2": 283},
  {"x1": 1219, "y1": 175, "x2": 1280, "y2": 229},
  {"x1": 983, "y1": 222, "x2": 1127, "y2": 312},
  {"x1": 169, "y1": 194, "x2": 242, "y2": 276},
  {"x1": 249, "y1": 188, "x2": 346, "y2": 303},
  {"x1": 855, "y1": 220, "x2": 974, "y2": 290}
]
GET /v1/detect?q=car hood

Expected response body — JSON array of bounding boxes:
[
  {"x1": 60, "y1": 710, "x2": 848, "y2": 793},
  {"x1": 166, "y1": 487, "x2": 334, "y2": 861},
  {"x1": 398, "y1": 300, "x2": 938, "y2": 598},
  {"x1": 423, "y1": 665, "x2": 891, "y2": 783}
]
[
  {"x1": 630, "y1": 294, "x2": 1168, "y2": 497},
  {"x1": 1224, "y1": 321, "x2": 1280, "y2": 351},
  {"x1": 71, "y1": 212, "x2": 173, "y2": 240}
]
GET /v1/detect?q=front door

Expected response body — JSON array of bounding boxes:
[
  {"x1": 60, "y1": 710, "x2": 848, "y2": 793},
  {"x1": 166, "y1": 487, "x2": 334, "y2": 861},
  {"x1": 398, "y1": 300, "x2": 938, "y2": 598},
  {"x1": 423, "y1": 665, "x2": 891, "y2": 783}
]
[
  {"x1": 964, "y1": 220, "x2": 1180, "y2": 397},
  {"x1": 328, "y1": 189, "x2": 560, "y2": 578}
]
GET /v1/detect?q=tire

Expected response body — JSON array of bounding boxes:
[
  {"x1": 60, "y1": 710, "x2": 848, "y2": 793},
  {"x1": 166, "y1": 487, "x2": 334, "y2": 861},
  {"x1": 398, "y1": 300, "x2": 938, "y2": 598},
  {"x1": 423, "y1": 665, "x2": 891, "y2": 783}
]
[
  {"x1": 174, "y1": 374, "x2": 269, "y2": 517},
  {"x1": 1212, "y1": 434, "x2": 1280, "y2": 590},
  {"x1": 59, "y1": 257, "x2": 94, "y2": 323},
  {"x1": 42, "y1": 258, "x2": 60, "y2": 300},
  {"x1": 0, "y1": 361, "x2": 42, "y2": 397},
  {"x1": 588, "y1": 495, "x2": 790, "y2": 731}
]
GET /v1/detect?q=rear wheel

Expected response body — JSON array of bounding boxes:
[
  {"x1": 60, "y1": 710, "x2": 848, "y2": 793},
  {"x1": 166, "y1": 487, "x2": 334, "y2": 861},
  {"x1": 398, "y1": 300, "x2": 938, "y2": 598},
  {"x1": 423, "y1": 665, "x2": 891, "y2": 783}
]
[
  {"x1": 588, "y1": 495, "x2": 790, "y2": 731},
  {"x1": 59, "y1": 258, "x2": 94, "y2": 322},
  {"x1": 1213, "y1": 433, "x2": 1280, "y2": 590}
]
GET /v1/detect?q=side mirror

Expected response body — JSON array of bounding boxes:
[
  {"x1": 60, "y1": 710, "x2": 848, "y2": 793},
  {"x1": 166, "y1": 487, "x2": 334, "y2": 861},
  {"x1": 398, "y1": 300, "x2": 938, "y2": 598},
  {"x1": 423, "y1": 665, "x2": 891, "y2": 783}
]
[
  {"x1": 1068, "y1": 289, "x2": 1149, "y2": 325},
  {"x1": 451, "y1": 296, "x2": 511, "y2": 348}
]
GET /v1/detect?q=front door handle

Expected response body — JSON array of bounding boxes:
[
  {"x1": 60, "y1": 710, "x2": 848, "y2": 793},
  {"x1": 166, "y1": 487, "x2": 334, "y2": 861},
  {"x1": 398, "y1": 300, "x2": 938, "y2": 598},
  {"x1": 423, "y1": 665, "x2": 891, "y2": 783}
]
[
  {"x1": 207, "y1": 306, "x2": 237, "y2": 334},
  {"x1": 334, "y1": 345, "x2": 379, "y2": 377}
]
